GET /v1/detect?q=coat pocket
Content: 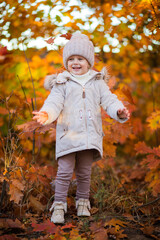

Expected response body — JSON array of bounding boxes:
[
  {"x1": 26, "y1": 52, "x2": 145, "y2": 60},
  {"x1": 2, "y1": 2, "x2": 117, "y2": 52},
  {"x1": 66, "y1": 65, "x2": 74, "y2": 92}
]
[
  {"x1": 59, "y1": 125, "x2": 68, "y2": 139},
  {"x1": 92, "y1": 113, "x2": 104, "y2": 137}
]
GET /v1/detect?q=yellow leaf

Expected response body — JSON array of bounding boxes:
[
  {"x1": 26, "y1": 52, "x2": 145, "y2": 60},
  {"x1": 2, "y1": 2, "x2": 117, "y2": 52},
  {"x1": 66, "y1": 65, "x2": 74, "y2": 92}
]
[{"x1": 147, "y1": 110, "x2": 160, "y2": 130}]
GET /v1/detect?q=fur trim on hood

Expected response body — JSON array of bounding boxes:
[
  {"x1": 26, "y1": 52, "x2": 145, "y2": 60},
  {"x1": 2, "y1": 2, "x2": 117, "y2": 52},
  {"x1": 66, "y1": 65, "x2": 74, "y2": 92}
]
[{"x1": 44, "y1": 67, "x2": 110, "y2": 91}]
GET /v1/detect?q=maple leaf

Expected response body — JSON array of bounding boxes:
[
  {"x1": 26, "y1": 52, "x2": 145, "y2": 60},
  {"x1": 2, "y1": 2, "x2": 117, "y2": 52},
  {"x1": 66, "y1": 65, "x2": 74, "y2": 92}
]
[
  {"x1": 17, "y1": 121, "x2": 56, "y2": 133},
  {"x1": 61, "y1": 223, "x2": 76, "y2": 229},
  {"x1": 32, "y1": 219, "x2": 57, "y2": 234},
  {"x1": 17, "y1": 121, "x2": 41, "y2": 132},
  {"x1": 45, "y1": 37, "x2": 55, "y2": 45},
  {"x1": 60, "y1": 33, "x2": 72, "y2": 40},
  {"x1": 135, "y1": 141, "x2": 152, "y2": 155},
  {"x1": 105, "y1": 218, "x2": 127, "y2": 228},
  {"x1": 129, "y1": 168, "x2": 145, "y2": 180},
  {"x1": 145, "y1": 154, "x2": 160, "y2": 170}
]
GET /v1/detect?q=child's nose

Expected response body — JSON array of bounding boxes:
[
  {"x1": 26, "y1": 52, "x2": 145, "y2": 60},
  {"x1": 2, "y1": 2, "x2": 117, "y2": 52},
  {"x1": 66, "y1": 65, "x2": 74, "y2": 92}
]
[{"x1": 73, "y1": 58, "x2": 79, "y2": 64}]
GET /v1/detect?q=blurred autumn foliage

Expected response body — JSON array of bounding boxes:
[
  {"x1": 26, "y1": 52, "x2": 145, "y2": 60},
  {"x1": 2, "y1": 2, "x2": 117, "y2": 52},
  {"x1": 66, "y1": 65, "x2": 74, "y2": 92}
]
[{"x1": 0, "y1": 0, "x2": 160, "y2": 239}]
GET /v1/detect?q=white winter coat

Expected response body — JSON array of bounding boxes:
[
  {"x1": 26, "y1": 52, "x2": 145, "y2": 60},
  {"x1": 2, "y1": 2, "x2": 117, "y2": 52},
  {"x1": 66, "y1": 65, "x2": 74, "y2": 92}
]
[{"x1": 40, "y1": 69, "x2": 127, "y2": 161}]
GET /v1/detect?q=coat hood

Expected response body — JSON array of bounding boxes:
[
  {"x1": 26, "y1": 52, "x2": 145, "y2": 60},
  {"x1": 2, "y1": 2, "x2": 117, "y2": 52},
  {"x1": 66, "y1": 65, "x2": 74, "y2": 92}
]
[{"x1": 44, "y1": 67, "x2": 110, "y2": 91}]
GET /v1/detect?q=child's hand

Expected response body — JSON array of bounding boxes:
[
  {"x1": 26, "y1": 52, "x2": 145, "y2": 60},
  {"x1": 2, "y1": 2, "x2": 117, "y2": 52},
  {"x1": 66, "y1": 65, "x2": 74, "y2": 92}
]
[
  {"x1": 32, "y1": 111, "x2": 48, "y2": 125},
  {"x1": 117, "y1": 108, "x2": 130, "y2": 120}
]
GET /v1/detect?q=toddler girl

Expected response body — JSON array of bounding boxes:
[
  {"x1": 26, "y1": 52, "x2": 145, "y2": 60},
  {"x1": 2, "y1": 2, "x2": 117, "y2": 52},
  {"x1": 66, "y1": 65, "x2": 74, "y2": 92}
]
[{"x1": 33, "y1": 33, "x2": 130, "y2": 224}]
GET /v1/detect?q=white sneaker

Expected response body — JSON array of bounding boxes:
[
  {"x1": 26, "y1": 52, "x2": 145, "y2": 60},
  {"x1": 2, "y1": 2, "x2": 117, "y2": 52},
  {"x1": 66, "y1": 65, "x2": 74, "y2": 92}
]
[
  {"x1": 50, "y1": 201, "x2": 67, "y2": 224},
  {"x1": 76, "y1": 198, "x2": 91, "y2": 217}
]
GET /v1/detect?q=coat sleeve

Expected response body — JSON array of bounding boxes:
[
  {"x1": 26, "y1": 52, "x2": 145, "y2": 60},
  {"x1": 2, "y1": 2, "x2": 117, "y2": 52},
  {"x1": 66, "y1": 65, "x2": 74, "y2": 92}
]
[
  {"x1": 98, "y1": 80, "x2": 128, "y2": 123},
  {"x1": 40, "y1": 83, "x2": 65, "y2": 125}
]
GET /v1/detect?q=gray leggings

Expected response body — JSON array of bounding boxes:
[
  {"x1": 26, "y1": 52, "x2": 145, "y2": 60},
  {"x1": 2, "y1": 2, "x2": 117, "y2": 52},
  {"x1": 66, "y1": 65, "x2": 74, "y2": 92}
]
[{"x1": 54, "y1": 150, "x2": 93, "y2": 202}]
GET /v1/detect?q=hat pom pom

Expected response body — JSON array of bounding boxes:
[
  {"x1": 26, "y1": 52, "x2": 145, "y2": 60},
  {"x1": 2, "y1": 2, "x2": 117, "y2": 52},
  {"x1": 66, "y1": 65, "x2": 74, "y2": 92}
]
[{"x1": 71, "y1": 32, "x2": 89, "y2": 41}]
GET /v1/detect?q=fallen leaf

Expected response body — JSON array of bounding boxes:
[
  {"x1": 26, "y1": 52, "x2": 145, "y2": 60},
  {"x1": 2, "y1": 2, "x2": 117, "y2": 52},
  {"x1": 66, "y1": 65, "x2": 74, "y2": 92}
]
[
  {"x1": 105, "y1": 218, "x2": 127, "y2": 227},
  {"x1": 9, "y1": 182, "x2": 24, "y2": 204},
  {"x1": 29, "y1": 195, "x2": 46, "y2": 213},
  {"x1": 90, "y1": 222, "x2": 108, "y2": 240},
  {"x1": 0, "y1": 218, "x2": 23, "y2": 229},
  {"x1": 32, "y1": 219, "x2": 57, "y2": 234},
  {"x1": 0, "y1": 235, "x2": 19, "y2": 240},
  {"x1": 140, "y1": 225, "x2": 154, "y2": 235},
  {"x1": 61, "y1": 223, "x2": 76, "y2": 229}
]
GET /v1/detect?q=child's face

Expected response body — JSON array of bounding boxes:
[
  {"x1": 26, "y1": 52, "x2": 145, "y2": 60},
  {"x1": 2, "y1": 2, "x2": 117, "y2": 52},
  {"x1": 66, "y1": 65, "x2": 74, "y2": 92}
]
[{"x1": 67, "y1": 55, "x2": 90, "y2": 75}]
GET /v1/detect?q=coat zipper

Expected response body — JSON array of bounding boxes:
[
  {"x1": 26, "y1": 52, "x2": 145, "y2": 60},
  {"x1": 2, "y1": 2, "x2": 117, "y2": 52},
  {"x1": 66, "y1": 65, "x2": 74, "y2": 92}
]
[
  {"x1": 82, "y1": 87, "x2": 86, "y2": 98},
  {"x1": 82, "y1": 87, "x2": 88, "y2": 148}
]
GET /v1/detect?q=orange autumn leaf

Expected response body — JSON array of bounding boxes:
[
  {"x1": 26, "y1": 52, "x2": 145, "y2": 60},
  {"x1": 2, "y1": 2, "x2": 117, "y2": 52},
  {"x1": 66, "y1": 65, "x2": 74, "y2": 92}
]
[
  {"x1": 32, "y1": 219, "x2": 57, "y2": 234},
  {"x1": 105, "y1": 218, "x2": 127, "y2": 228},
  {"x1": 90, "y1": 222, "x2": 108, "y2": 240},
  {"x1": 69, "y1": 228, "x2": 87, "y2": 239},
  {"x1": 45, "y1": 37, "x2": 55, "y2": 45},
  {"x1": 142, "y1": 154, "x2": 160, "y2": 170},
  {"x1": 9, "y1": 182, "x2": 24, "y2": 204},
  {"x1": 135, "y1": 141, "x2": 152, "y2": 155},
  {"x1": 121, "y1": 86, "x2": 135, "y2": 105},
  {"x1": 17, "y1": 121, "x2": 56, "y2": 133},
  {"x1": 60, "y1": 33, "x2": 72, "y2": 40},
  {"x1": 29, "y1": 195, "x2": 46, "y2": 213},
  {"x1": 0, "y1": 218, "x2": 23, "y2": 229}
]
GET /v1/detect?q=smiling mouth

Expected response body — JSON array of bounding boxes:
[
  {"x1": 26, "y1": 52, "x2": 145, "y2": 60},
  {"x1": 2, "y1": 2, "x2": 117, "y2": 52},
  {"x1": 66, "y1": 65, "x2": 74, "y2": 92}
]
[{"x1": 72, "y1": 65, "x2": 81, "y2": 70}]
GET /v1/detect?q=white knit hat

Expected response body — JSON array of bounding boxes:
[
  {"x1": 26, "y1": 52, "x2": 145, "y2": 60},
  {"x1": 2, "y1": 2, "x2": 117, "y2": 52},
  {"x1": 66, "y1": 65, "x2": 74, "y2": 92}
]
[{"x1": 63, "y1": 32, "x2": 95, "y2": 69}]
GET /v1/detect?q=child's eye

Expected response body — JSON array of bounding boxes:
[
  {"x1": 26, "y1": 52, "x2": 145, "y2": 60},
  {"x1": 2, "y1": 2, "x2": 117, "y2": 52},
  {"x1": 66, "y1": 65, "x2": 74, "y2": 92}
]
[
  {"x1": 78, "y1": 58, "x2": 83, "y2": 61},
  {"x1": 68, "y1": 58, "x2": 74, "y2": 61}
]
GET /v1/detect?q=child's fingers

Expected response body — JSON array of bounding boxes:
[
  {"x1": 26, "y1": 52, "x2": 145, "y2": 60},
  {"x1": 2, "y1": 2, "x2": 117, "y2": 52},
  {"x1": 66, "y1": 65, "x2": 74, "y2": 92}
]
[
  {"x1": 32, "y1": 111, "x2": 48, "y2": 124},
  {"x1": 117, "y1": 109, "x2": 122, "y2": 115},
  {"x1": 32, "y1": 115, "x2": 41, "y2": 120},
  {"x1": 123, "y1": 109, "x2": 130, "y2": 119},
  {"x1": 33, "y1": 116, "x2": 46, "y2": 121},
  {"x1": 32, "y1": 111, "x2": 46, "y2": 116},
  {"x1": 118, "y1": 108, "x2": 130, "y2": 119},
  {"x1": 37, "y1": 119, "x2": 44, "y2": 124}
]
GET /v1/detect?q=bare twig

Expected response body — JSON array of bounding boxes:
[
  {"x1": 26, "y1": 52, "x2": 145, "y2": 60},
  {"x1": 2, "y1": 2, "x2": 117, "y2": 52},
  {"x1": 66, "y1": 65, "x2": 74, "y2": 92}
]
[
  {"x1": 17, "y1": 75, "x2": 32, "y2": 116},
  {"x1": 21, "y1": 40, "x2": 37, "y2": 110},
  {"x1": 21, "y1": 40, "x2": 37, "y2": 162},
  {"x1": 135, "y1": 196, "x2": 160, "y2": 210},
  {"x1": 31, "y1": 98, "x2": 35, "y2": 163}
]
